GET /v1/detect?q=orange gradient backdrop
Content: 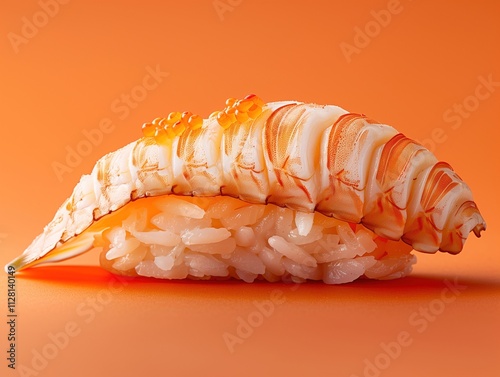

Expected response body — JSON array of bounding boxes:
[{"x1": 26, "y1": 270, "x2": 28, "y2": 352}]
[{"x1": 0, "y1": 1, "x2": 499, "y2": 377}]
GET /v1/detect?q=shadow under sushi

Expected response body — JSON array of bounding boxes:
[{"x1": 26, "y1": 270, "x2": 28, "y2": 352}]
[{"x1": 16, "y1": 265, "x2": 500, "y2": 303}]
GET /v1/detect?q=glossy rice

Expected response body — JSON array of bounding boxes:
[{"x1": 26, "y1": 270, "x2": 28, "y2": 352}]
[{"x1": 93, "y1": 195, "x2": 416, "y2": 284}]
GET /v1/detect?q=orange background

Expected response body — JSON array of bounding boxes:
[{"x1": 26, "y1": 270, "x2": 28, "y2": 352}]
[{"x1": 1, "y1": 1, "x2": 499, "y2": 376}]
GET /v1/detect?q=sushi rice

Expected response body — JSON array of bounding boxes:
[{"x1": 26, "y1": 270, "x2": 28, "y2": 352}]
[{"x1": 93, "y1": 195, "x2": 416, "y2": 284}]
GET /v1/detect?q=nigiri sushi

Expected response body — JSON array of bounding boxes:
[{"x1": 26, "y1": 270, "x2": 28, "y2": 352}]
[{"x1": 5, "y1": 95, "x2": 486, "y2": 284}]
